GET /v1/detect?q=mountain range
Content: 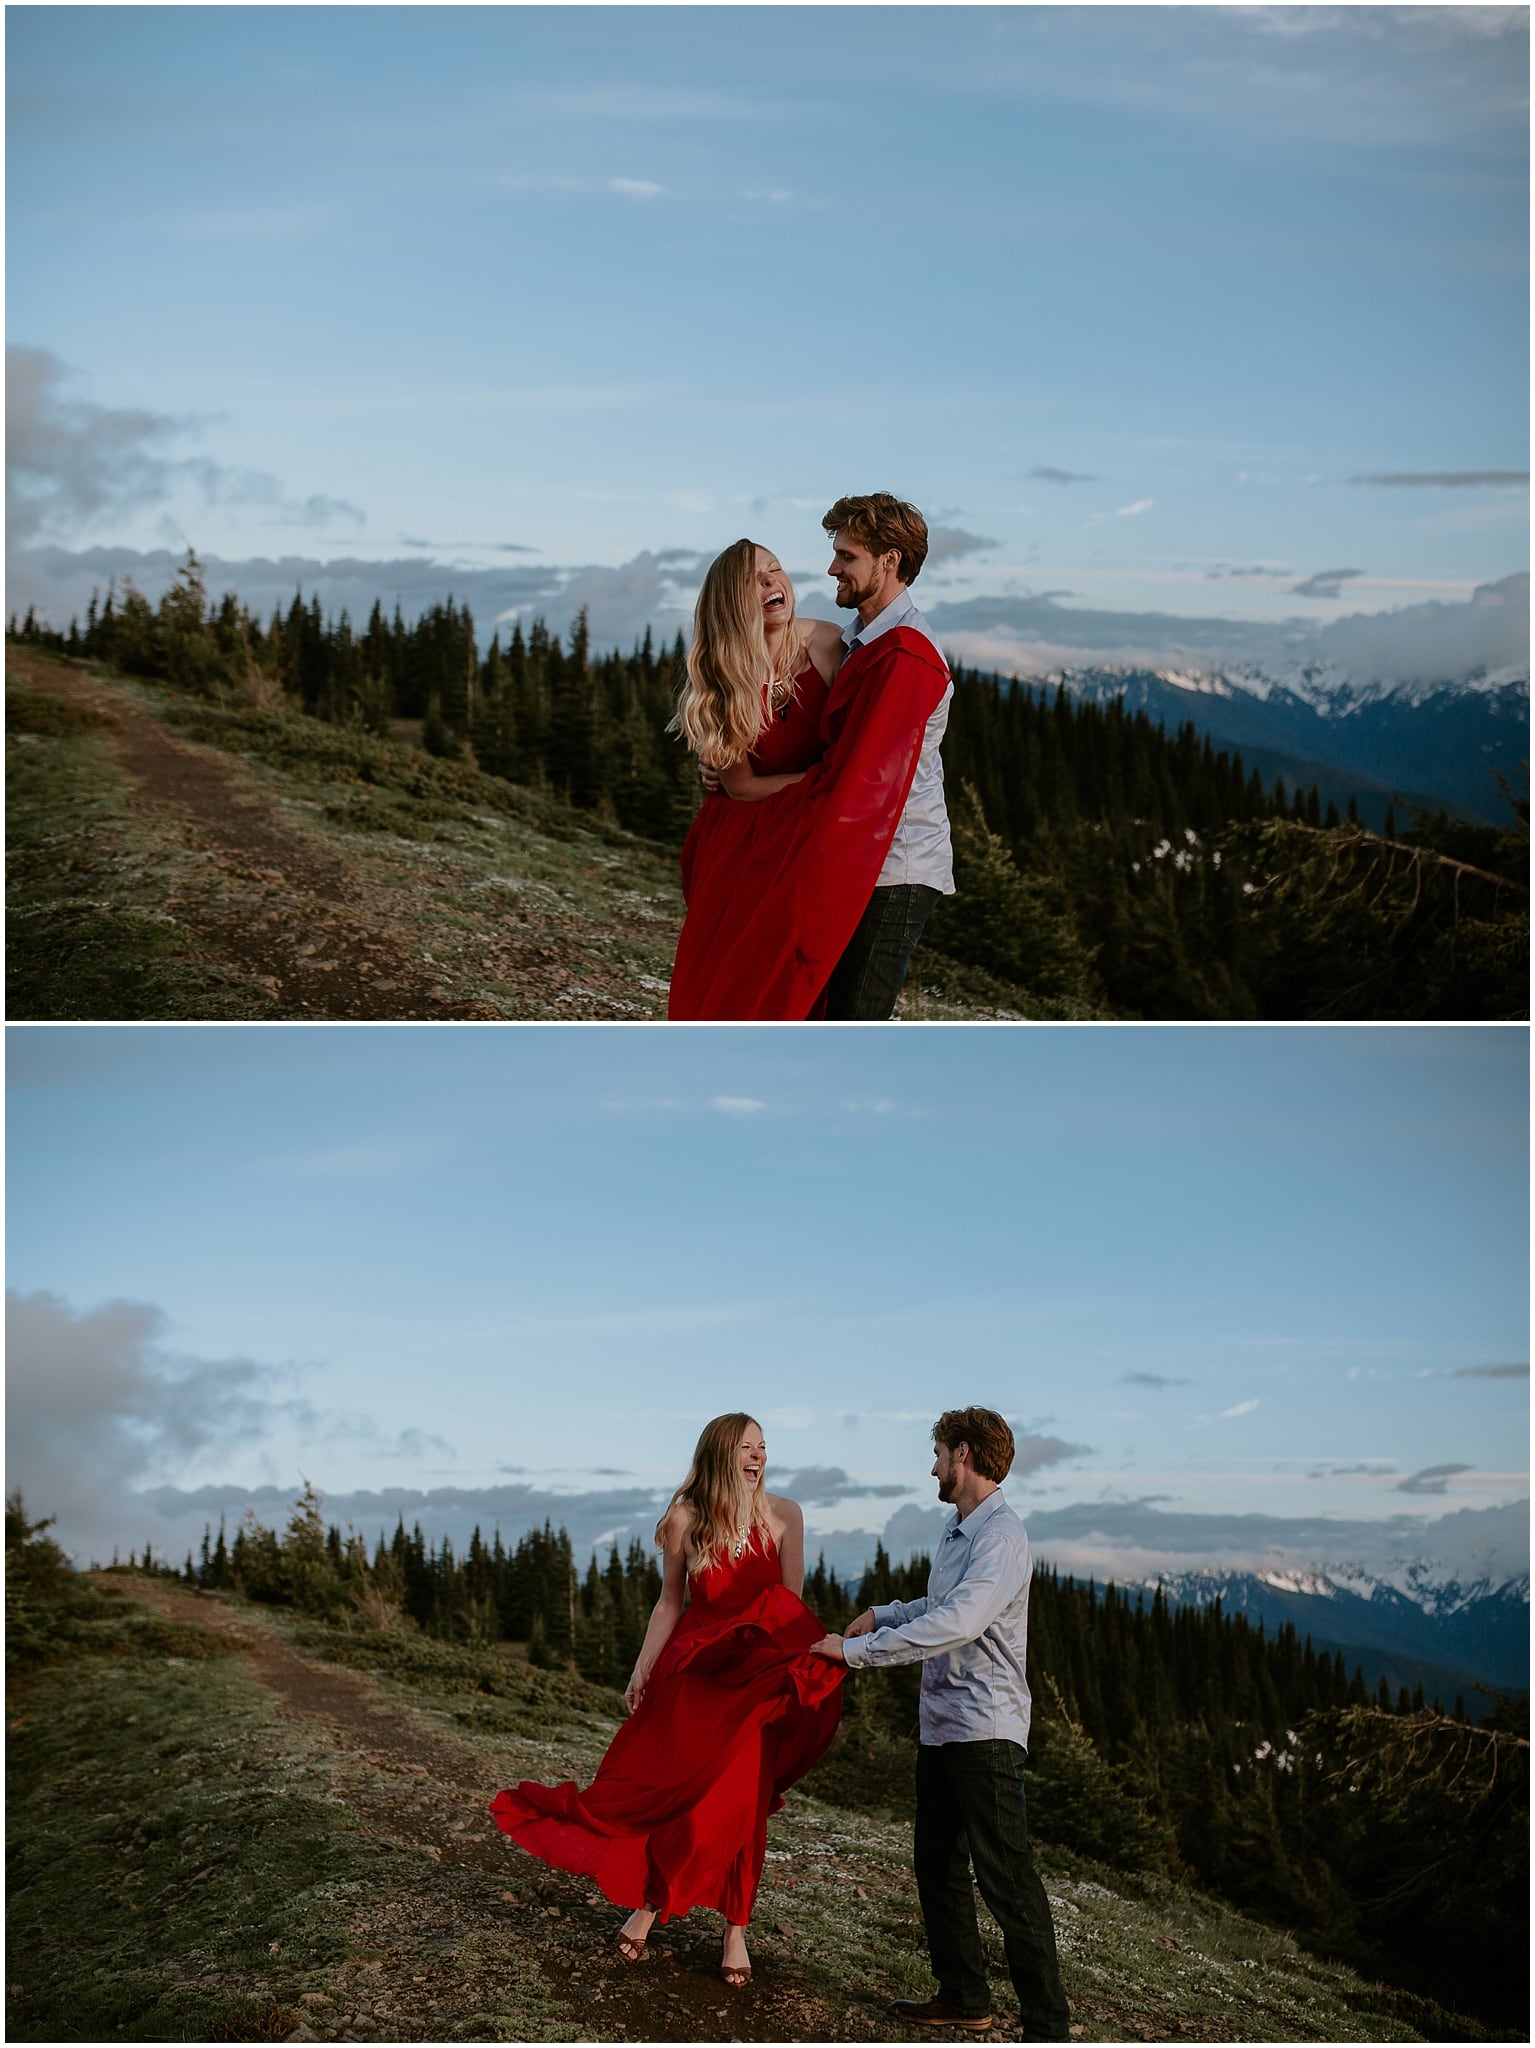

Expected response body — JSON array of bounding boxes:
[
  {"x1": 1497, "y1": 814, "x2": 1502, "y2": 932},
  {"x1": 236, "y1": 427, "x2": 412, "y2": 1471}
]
[
  {"x1": 1008, "y1": 660, "x2": 1529, "y2": 830},
  {"x1": 1143, "y1": 1565, "x2": 1529, "y2": 1705},
  {"x1": 108, "y1": 1482, "x2": 1531, "y2": 1706}
]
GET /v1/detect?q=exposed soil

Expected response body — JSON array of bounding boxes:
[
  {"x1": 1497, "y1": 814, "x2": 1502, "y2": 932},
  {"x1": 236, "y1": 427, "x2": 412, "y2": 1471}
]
[
  {"x1": 9, "y1": 653, "x2": 507, "y2": 1019},
  {"x1": 115, "y1": 1579, "x2": 905, "y2": 2044}
]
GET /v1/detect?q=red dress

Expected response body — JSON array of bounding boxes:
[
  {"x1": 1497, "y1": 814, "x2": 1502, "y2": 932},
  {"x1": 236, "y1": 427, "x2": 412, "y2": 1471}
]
[
  {"x1": 747, "y1": 661, "x2": 831, "y2": 777},
  {"x1": 488, "y1": 1532, "x2": 843, "y2": 1925},
  {"x1": 669, "y1": 629, "x2": 951, "y2": 1019}
]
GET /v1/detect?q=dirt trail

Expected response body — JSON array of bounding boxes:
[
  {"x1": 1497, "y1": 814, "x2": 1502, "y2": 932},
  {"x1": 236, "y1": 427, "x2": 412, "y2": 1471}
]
[
  {"x1": 11, "y1": 652, "x2": 501, "y2": 1018},
  {"x1": 119, "y1": 1580, "x2": 889, "y2": 2044}
]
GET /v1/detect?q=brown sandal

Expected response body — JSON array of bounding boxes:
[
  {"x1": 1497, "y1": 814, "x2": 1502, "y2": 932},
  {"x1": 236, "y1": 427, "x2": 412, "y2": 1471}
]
[
  {"x1": 617, "y1": 1911, "x2": 654, "y2": 1963},
  {"x1": 720, "y1": 1963, "x2": 752, "y2": 1989}
]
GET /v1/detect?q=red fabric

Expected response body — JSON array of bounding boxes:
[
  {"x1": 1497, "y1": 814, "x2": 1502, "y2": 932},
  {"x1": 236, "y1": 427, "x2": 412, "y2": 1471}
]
[
  {"x1": 488, "y1": 1533, "x2": 843, "y2": 1925},
  {"x1": 748, "y1": 662, "x2": 830, "y2": 775},
  {"x1": 669, "y1": 628, "x2": 950, "y2": 1019}
]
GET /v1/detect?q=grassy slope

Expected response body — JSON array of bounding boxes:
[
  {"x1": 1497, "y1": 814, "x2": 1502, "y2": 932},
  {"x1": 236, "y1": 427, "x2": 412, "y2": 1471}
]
[
  {"x1": 6, "y1": 1582, "x2": 1482, "y2": 2045},
  {"x1": 6, "y1": 650, "x2": 1077, "y2": 1020},
  {"x1": 6, "y1": 672, "x2": 263, "y2": 1018}
]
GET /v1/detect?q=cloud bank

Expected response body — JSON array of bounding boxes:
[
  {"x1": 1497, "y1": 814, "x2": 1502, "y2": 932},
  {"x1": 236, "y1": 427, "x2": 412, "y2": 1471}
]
[
  {"x1": 6, "y1": 346, "x2": 364, "y2": 548},
  {"x1": 11, "y1": 537, "x2": 1528, "y2": 694},
  {"x1": 922, "y1": 574, "x2": 1530, "y2": 689},
  {"x1": 4, "y1": 1289, "x2": 296, "y2": 1560}
]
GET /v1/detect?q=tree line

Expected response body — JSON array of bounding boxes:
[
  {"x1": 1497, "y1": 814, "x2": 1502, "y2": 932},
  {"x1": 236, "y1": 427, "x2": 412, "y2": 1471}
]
[
  {"x1": 118, "y1": 1488, "x2": 1527, "y2": 2032},
  {"x1": 8, "y1": 556, "x2": 1526, "y2": 1019},
  {"x1": 8, "y1": 1486, "x2": 1527, "y2": 2032}
]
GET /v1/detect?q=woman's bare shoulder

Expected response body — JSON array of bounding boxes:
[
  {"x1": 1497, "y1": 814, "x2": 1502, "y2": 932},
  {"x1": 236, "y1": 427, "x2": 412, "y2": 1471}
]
[
  {"x1": 765, "y1": 1491, "x2": 803, "y2": 1526},
  {"x1": 803, "y1": 619, "x2": 845, "y2": 684},
  {"x1": 659, "y1": 1501, "x2": 694, "y2": 1547}
]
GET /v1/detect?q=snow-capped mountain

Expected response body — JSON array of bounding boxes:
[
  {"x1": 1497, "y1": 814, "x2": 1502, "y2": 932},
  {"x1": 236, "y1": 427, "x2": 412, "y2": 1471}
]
[
  {"x1": 1143, "y1": 1563, "x2": 1529, "y2": 1699},
  {"x1": 1021, "y1": 662, "x2": 1528, "y2": 827}
]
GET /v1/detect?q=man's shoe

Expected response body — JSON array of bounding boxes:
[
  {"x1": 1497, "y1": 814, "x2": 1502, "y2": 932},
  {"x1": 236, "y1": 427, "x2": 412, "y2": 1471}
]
[{"x1": 890, "y1": 1998, "x2": 994, "y2": 2033}]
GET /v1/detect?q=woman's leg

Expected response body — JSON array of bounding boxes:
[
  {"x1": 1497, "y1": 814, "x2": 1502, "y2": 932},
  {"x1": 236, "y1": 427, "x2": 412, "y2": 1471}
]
[
  {"x1": 721, "y1": 1921, "x2": 752, "y2": 1987},
  {"x1": 618, "y1": 1905, "x2": 657, "y2": 1960}
]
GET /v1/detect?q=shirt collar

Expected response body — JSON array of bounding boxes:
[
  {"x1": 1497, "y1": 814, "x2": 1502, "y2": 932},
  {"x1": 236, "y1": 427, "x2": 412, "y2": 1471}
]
[
  {"x1": 842, "y1": 586, "x2": 916, "y2": 653},
  {"x1": 944, "y1": 1489, "x2": 1007, "y2": 1543}
]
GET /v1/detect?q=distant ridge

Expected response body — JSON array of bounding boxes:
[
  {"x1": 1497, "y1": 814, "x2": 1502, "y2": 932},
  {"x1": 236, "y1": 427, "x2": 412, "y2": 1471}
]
[
  {"x1": 1000, "y1": 663, "x2": 1529, "y2": 827},
  {"x1": 1144, "y1": 1566, "x2": 1529, "y2": 1700}
]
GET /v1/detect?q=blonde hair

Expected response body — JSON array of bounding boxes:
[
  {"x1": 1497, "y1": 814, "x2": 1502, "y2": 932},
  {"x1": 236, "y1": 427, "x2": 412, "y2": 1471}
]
[
  {"x1": 656, "y1": 1412, "x2": 772, "y2": 1578},
  {"x1": 670, "y1": 539, "x2": 810, "y2": 768}
]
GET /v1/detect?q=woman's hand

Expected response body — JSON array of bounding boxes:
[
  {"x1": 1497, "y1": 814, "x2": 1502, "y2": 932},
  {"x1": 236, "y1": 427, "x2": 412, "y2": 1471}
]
[{"x1": 624, "y1": 1664, "x2": 650, "y2": 1713}]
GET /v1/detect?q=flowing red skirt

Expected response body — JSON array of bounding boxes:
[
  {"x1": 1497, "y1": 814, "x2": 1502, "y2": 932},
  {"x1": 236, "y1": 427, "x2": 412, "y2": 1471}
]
[{"x1": 490, "y1": 1575, "x2": 842, "y2": 1924}]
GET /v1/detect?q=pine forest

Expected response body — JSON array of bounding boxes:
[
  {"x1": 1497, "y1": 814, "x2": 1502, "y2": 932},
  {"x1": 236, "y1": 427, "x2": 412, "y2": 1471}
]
[{"x1": 8, "y1": 555, "x2": 1527, "y2": 1020}]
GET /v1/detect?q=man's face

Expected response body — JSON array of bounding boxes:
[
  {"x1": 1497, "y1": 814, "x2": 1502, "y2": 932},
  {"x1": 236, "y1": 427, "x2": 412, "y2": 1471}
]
[
  {"x1": 827, "y1": 529, "x2": 894, "y2": 611},
  {"x1": 932, "y1": 1441, "x2": 963, "y2": 1503}
]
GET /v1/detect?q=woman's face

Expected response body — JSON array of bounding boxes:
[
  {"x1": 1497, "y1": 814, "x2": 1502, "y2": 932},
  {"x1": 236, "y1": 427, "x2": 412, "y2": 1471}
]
[
  {"x1": 737, "y1": 1422, "x2": 767, "y2": 1493},
  {"x1": 753, "y1": 547, "x2": 793, "y2": 626}
]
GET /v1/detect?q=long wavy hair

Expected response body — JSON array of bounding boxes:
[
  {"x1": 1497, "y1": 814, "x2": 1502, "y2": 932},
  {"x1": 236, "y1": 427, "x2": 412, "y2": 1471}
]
[
  {"x1": 656, "y1": 1412, "x2": 772, "y2": 1578},
  {"x1": 670, "y1": 539, "x2": 810, "y2": 768}
]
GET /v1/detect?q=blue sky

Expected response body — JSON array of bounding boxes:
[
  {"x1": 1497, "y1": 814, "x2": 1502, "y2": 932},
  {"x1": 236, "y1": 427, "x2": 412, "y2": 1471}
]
[
  {"x1": 6, "y1": 1024, "x2": 1528, "y2": 1578},
  {"x1": 6, "y1": 6, "x2": 1529, "y2": 674}
]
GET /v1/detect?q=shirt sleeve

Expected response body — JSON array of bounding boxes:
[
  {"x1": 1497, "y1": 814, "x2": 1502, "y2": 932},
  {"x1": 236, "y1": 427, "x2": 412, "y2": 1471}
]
[
  {"x1": 843, "y1": 1595, "x2": 928, "y2": 1669},
  {"x1": 842, "y1": 1528, "x2": 1027, "y2": 1670}
]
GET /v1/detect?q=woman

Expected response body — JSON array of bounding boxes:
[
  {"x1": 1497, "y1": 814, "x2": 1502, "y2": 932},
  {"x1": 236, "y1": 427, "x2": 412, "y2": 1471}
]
[
  {"x1": 667, "y1": 536, "x2": 948, "y2": 1019},
  {"x1": 671, "y1": 538, "x2": 845, "y2": 807},
  {"x1": 489, "y1": 1414, "x2": 843, "y2": 1989}
]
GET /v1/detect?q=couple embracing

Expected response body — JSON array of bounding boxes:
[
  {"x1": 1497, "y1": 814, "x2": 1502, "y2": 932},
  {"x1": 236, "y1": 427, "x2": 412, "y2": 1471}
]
[{"x1": 668, "y1": 492, "x2": 955, "y2": 1021}]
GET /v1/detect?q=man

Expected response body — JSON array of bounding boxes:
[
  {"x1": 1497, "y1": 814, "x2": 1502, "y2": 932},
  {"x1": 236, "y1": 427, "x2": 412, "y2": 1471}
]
[
  {"x1": 819, "y1": 493, "x2": 955, "y2": 1019},
  {"x1": 811, "y1": 1409, "x2": 1071, "y2": 2039}
]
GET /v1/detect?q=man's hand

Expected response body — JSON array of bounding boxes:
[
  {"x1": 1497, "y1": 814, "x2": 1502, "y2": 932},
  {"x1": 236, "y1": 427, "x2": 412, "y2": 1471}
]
[
  {"x1": 809, "y1": 1633, "x2": 847, "y2": 1662},
  {"x1": 699, "y1": 761, "x2": 722, "y2": 795},
  {"x1": 844, "y1": 1609, "x2": 877, "y2": 1639}
]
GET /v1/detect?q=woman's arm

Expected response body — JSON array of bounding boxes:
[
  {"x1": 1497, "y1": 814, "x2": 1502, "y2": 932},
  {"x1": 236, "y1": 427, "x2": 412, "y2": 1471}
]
[
  {"x1": 715, "y1": 759, "x2": 807, "y2": 802},
  {"x1": 623, "y1": 1508, "x2": 689, "y2": 1712},
  {"x1": 771, "y1": 1495, "x2": 806, "y2": 1599}
]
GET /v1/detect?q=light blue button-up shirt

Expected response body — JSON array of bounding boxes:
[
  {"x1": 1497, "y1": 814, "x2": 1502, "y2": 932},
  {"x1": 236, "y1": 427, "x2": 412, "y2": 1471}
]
[
  {"x1": 841, "y1": 588, "x2": 954, "y2": 894},
  {"x1": 841, "y1": 1489, "x2": 1034, "y2": 1748}
]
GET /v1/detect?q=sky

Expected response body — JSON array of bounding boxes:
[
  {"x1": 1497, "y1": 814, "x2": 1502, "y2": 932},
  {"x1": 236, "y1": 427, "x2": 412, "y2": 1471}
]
[
  {"x1": 6, "y1": 1023, "x2": 1528, "y2": 1584},
  {"x1": 5, "y1": 5, "x2": 1530, "y2": 679}
]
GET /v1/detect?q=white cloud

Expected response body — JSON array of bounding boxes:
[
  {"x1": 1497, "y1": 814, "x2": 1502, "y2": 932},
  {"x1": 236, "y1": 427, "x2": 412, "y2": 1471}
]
[
  {"x1": 1221, "y1": 1399, "x2": 1262, "y2": 1418},
  {"x1": 1116, "y1": 498, "x2": 1156, "y2": 518},
  {"x1": 711, "y1": 1096, "x2": 767, "y2": 1116},
  {"x1": 5, "y1": 1289, "x2": 299, "y2": 1560},
  {"x1": 6, "y1": 346, "x2": 364, "y2": 548},
  {"x1": 610, "y1": 178, "x2": 664, "y2": 199}
]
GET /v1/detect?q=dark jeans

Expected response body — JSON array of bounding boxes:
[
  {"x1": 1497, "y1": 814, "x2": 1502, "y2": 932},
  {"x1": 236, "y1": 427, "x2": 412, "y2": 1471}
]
[
  {"x1": 913, "y1": 1740, "x2": 1071, "y2": 2038},
  {"x1": 822, "y1": 884, "x2": 942, "y2": 1020}
]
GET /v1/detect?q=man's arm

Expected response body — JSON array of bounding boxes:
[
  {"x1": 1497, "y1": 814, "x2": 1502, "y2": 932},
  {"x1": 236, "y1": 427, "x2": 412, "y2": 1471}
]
[
  {"x1": 714, "y1": 759, "x2": 807, "y2": 802},
  {"x1": 840, "y1": 1534, "x2": 1026, "y2": 1669},
  {"x1": 811, "y1": 1594, "x2": 928, "y2": 1662}
]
